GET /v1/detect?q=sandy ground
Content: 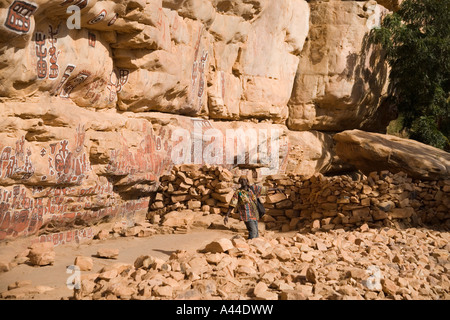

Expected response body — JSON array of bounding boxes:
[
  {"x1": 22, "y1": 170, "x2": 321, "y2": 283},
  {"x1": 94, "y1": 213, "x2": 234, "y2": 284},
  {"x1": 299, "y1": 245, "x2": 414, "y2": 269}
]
[{"x1": 0, "y1": 228, "x2": 238, "y2": 300}]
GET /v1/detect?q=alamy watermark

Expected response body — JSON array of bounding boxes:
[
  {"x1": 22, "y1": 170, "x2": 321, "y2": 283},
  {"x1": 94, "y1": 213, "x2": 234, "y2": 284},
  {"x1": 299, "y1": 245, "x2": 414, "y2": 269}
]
[
  {"x1": 66, "y1": 265, "x2": 81, "y2": 290},
  {"x1": 171, "y1": 124, "x2": 282, "y2": 175},
  {"x1": 364, "y1": 265, "x2": 382, "y2": 291},
  {"x1": 66, "y1": 5, "x2": 81, "y2": 30}
]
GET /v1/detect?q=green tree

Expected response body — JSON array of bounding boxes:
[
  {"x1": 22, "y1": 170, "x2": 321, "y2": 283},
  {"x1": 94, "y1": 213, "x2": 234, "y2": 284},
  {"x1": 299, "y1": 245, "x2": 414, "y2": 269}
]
[{"x1": 370, "y1": 0, "x2": 450, "y2": 150}]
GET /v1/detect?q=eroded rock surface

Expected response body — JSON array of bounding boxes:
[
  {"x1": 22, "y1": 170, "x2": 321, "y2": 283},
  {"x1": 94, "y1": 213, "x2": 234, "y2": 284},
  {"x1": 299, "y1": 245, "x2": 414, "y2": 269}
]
[
  {"x1": 334, "y1": 130, "x2": 450, "y2": 180},
  {"x1": 0, "y1": 0, "x2": 443, "y2": 243}
]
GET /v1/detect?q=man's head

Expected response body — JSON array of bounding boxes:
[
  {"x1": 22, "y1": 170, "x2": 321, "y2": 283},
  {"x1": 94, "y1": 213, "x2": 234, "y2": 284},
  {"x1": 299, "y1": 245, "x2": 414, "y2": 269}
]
[{"x1": 238, "y1": 176, "x2": 249, "y2": 189}]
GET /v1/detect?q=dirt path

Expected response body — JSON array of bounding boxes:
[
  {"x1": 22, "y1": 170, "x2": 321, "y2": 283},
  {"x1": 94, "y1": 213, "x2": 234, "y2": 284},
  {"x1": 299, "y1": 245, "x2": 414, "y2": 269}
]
[{"x1": 0, "y1": 228, "x2": 237, "y2": 300}]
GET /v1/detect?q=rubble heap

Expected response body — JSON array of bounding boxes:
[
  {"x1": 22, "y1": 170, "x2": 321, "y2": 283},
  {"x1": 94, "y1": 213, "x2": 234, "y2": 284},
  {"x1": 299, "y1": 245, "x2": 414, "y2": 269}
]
[{"x1": 70, "y1": 226, "x2": 450, "y2": 300}]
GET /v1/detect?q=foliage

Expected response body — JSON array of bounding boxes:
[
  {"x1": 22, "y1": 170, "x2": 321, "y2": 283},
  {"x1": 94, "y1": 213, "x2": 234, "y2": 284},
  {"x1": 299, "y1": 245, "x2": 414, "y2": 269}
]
[{"x1": 370, "y1": 0, "x2": 450, "y2": 150}]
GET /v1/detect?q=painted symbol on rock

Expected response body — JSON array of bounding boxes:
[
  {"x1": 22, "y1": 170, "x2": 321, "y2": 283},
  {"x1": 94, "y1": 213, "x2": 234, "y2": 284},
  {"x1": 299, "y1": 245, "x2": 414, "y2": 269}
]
[
  {"x1": 88, "y1": 9, "x2": 106, "y2": 25},
  {"x1": 84, "y1": 78, "x2": 106, "y2": 105},
  {"x1": 48, "y1": 25, "x2": 60, "y2": 80},
  {"x1": 108, "y1": 13, "x2": 118, "y2": 26},
  {"x1": 4, "y1": 0, "x2": 38, "y2": 34},
  {"x1": 221, "y1": 71, "x2": 225, "y2": 100},
  {"x1": 189, "y1": 27, "x2": 208, "y2": 112},
  {"x1": 60, "y1": 70, "x2": 90, "y2": 99},
  {"x1": 197, "y1": 51, "x2": 208, "y2": 99},
  {"x1": 88, "y1": 32, "x2": 96, "y2": 48},
  {"x1": 35, "y1": 25, "x2": 61, "y2": 80},
  {"x1": 106, "y1": 69, "x2": 129, "y2": 102},
  {"x1": 35, "y1": 32, "x2": 47, "y2": 79},
  {"x1": 46, "y1": 125, "x2": 91, "y2": 184},
  {"x1": 55, "y1": 64, "x2": 76, "y2": 95},
  {"x1": 0, "y1": 137, "x2": 35, "y2": 180},
  {"x1": 60, "y1": 0, "x2": 88, "y2": 10}
]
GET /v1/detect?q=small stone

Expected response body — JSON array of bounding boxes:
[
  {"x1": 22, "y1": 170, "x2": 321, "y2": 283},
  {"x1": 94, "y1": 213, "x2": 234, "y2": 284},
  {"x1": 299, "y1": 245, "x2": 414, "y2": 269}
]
[
  {"x1": 382, "y1": 278, "x2": 399, "y2": 296},
  {"x1": 74, "y1": 256, "x2": 94, "y2": 271},
  {"x1": 266, "y1": 193, "x2": 287, "y2": 204},
  {"x1": 98, "y1": 269, "x2": 118, "y2": 280},
  {"x1": 300, "y1": 252, "x2": 314, "y2": 262},
  {"x1": 113, "y1": 283, "x2": 136, "y2": 298},
  {"x1": 306, "y1": 267, "x2": 317, "y2": 284},
  {"x1": 389, "y1": 207, "x2": 414, "y2": 219},
  {"x1": 316, "y1": 241, "x2": 328, "y2": 251},
  {"x1": 273, "y1": 247, "x2": 291, "y2": 261},
  {"x1": 295, "y1": 284, "x2": 313, "y2": 297},
  {"x1": 97, "y1": 248, "x2": 119, "y2": 259},
  {"x1": 187, "y1": 200, "x2": 202, "y2": 210},
  {"x1": 365, "y1": 291, "x2": 378, "y2": 300},
  {"x1": 254, "y1": 282, "x2": 278, "y2": 300},
  {"x1": 280, "y1": 290, "x2": 307, "y2": 300},
  {"x1": 7, "y1": 280, "x2": 32, "y2": 290},
  {"x1": 153, "y1": 285, "x2": 173, "y2": 297},
  {"x1": 348, "y1": 268, "x2": 367, "y2": 280},
  {"x1": 95, "y1": 230, "x2": 110, "y2": 240},
  {"x1": 312, "y1": 220, "x2": 321, "y2": 229},
  {"x1": 125, "y1": 226, "x2": 142, "y2": 237},
  {"x1": 138, "y1": 229, "x2": 154, "y2": 237},
  {"x1": 326, "y1": 270, "x2": 340, "y2": 281},
  {"x1": 254, "y1": 282, "x2": 268, "y2": 297},
  {"x1": 0, "y1": 260, "x2": 11, "y2": 272},
  {"x1": 203, "y1": 238, "x2": 234, "y2": 253},
  {"x1": 28, "y1": 243, "x2": 55, "y2": 266},
  {"x1": 360, "y1": 223, "x2": 369, "y2": 232}
]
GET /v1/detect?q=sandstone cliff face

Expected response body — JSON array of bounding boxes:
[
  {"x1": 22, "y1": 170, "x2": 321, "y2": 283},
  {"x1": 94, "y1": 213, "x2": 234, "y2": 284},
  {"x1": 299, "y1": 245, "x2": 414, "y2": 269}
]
[
  {"x1": 0, "y1": 0, "x2": 399, "y2": 241},
  {"x1": 288, "y1": 0, "x2": 390, "y2": 132}
]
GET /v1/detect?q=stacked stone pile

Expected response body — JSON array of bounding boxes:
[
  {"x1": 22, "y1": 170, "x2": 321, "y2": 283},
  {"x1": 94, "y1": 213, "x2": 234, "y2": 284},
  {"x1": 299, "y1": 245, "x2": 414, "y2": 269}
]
[
  {"x1": 149, "y1": 164, "x2": 239, "y2": 222},
  {"x1": 69, "y1": 226, "x2": 450, "y2": 300},
  {"x1": 262, "y1": 171, "x2": 450, "y2": 232},
  {"x1": 148, "y1": 165, "x2": 450, "y2": 232}
]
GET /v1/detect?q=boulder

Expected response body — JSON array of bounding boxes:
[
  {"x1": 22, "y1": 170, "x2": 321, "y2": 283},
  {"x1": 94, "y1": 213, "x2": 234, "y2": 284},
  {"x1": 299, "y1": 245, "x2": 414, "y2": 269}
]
[
  {"x1": 28, "y1": 243, "x2": 55, "y2": 266},
  {"x1": 74, "y1": 256, "x2": 94, "y2": 271},
  {"x1": 97, "y1": 248, "x2": 119, "y2": 259},
  {"x1": 203, "y1": 238, "x2": 234, "y2": 253},
  {"x1": 334, "y1": 130, "x2": 450, "y2": 180}
]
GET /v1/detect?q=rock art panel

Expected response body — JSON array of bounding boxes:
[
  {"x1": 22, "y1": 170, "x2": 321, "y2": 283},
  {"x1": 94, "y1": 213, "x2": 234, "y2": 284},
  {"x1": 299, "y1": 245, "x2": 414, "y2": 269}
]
[{"x1": 0, "y1": 0, "x2": 398, "y2": 243}]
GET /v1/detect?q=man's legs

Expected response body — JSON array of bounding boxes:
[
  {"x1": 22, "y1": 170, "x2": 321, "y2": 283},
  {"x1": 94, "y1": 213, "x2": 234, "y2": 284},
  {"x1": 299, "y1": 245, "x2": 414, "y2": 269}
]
[{"x1": 245, "y1": 220, "x2": 259, "y2": 239}]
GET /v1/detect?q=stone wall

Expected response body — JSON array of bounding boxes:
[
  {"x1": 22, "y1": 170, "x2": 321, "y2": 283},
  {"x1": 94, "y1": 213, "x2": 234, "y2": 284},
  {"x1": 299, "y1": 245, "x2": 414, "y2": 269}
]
[
  {"x1": 149, "y1": 165, "x2": 450, "y2": 231},
  {"x1": 262, "y1": 171, "x2": 450, "y2": 231}
]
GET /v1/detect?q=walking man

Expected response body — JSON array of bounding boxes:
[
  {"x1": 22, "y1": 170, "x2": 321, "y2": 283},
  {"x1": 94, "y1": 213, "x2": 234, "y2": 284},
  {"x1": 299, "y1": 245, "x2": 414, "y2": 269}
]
[{"x1": 224, "y1": 175, "x2": 280, "y2": 239}]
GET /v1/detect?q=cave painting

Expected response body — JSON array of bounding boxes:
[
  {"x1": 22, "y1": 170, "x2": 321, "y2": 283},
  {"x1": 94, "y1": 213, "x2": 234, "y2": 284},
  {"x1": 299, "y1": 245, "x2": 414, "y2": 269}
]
[
  {"x1": 48, "y1": 25, "x2": 60, "y2": 80},
  {"x1": 88, "y1": 31, "x2": 96, "y2": 48},
  {"x1": 106, "y1": 122, "x2": 172, "y2": 184},
  {"x1": 106, "y1": 69, "x2": 129, "y2": 102},
  {"x1": 54, "y1": 64, "x2": 76, "y2": 96},
  {"x1": 4, "y1": 0, "x2": 38, "y2": 34},
  {"x1": 108, "y1": 13, "x2": 118, "y2": 26},
  {"x1": 88, "y1": 9, "x2": 107, "y2": 25},
  {"x1": 45, "y1": 125, "x2": 92, "y2": 184},
  {"x1": 60, "y1": 0, "x2": 88, "y2": 10},
  {"x1": 189, "y1": 27, "x2": 208, "y2": 112},
  {"x1": 0, "y1": 183, "x2": 148, "y2": 241},
  {"x1": 0, "y1": 136, "x2": 35, "y2": 181},
  {"x1": 60, "y1": 70, "x2": 91, "y2": 99},
  {"x1": 35, "y1": 25, "x2": 61, "y2": 80}
]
